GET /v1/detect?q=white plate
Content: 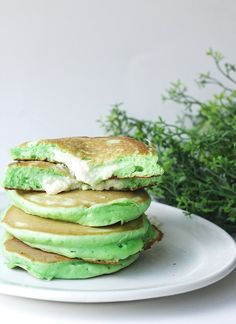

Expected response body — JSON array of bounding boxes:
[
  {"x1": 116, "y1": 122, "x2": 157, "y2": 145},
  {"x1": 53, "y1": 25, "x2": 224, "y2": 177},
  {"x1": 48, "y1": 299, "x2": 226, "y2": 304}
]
[{"x1": 0, "y1": 193, "x2": 235, "y2": 303}]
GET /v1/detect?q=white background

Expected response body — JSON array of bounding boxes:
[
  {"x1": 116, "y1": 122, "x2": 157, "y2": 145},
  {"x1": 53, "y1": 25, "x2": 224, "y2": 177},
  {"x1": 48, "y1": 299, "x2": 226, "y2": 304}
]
[{"x1": 0, "y1": 0, "x2": 236, "y2": 178}]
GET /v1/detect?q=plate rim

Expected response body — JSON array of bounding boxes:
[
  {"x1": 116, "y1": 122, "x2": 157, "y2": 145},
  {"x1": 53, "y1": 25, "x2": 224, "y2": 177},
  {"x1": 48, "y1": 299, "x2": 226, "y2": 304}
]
[{"x1": 0, "y1": 201, "x2": 235, "y2": 303}]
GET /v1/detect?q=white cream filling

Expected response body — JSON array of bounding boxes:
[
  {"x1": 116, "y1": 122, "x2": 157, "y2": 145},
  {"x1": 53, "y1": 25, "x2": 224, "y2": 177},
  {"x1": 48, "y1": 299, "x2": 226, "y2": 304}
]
[
  {"x1": 41, "y1": 176, "x2": 125, "y2": 194},
  {"x1": 91, "y1": 179, "x2": 124, "y2": 191},
  {"x1": 53, "y1": 150, "x2": 117, "y2": 186},
  {"x1": 40, "y1": 148, "x2": 157, "y2": 194},
  {"x1": 41, "y1": 176, "x2": 77, "y2": 195}
]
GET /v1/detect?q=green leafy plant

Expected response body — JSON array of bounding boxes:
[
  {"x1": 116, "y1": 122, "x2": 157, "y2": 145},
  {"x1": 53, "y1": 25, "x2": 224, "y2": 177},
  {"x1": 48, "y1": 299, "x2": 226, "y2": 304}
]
[{"x1": 99, "y1": 49, "x2": 236, "y2": 233}]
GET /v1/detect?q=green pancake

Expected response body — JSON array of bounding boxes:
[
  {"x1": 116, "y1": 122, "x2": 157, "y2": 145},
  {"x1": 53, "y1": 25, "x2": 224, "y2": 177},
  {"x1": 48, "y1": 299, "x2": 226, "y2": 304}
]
[
  {"x1": 3, "y1": 235, "x2": 139, "y2": 280},
  {"x1": 1, "y1": 206, "x2": 162, "y2": 262},
  {"x1": 3, "y1": 161, "x2": 161, "y2": 194},
  {"x1": 10, "y1": 136, "x2": 164, "y2": 192},
  {"x1": 7, "y1": 189, "x2": 151, "y2": 226}
]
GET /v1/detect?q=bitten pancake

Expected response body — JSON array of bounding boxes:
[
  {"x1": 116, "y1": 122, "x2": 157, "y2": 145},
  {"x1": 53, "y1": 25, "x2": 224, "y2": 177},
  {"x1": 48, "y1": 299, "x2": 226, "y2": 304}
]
[
  {"x1": 1, "y1": 205, "x2": 162, "y2": 262},
  {"x1": 7, "y1": 189, "x2": 151, "y2": 226},
  {"x1": 3, "y1": 161, "x2": 161, "y2": 194},
  {"x1": 3, "y1": 235, "x2": 139, "y2": 280},
  {"x1": 10, "y1": 136, "x2": 164, "y2": 191}
]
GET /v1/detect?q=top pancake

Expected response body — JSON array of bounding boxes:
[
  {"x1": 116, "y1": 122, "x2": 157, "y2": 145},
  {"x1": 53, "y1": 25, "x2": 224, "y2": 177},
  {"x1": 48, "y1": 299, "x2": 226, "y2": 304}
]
[
  {"x1": 42, "y1": 136, "x2": 153, "y2": 156},
  {"x1": 12, "y1": 136, "x2": 155, "y2": 164}
]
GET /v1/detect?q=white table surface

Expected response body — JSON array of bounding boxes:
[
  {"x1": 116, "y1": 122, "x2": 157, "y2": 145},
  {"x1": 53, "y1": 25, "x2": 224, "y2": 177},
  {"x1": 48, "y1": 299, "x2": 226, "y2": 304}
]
[{"x1": 0, "y1": 268, "x2": 236, "y2": 324}]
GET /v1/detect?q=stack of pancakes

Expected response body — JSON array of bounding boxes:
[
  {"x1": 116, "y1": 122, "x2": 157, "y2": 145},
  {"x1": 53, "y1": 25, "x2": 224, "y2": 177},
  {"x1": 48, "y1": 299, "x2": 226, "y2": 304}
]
[{"x1": 1, "y1": 136, "x2": 164, "y2": 280}]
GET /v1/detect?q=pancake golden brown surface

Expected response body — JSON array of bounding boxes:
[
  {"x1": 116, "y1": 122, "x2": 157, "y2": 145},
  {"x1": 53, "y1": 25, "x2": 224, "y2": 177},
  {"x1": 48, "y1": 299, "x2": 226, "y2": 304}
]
[
  {"x1": 2, "y1": 205, "x2": 144, "y2": 236},
  {"x1": 18, "y1": 136, "x2": 155, "y2": 163},
  {"x1": 19, "y1": 189, "x2": 149, "y2": 208},
  {"x1": 4, "y1": 236, "x2": 69, "y2": 263},
  {"x1": 4, "y1": 236, "x2": 124, "y2": 265}
]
